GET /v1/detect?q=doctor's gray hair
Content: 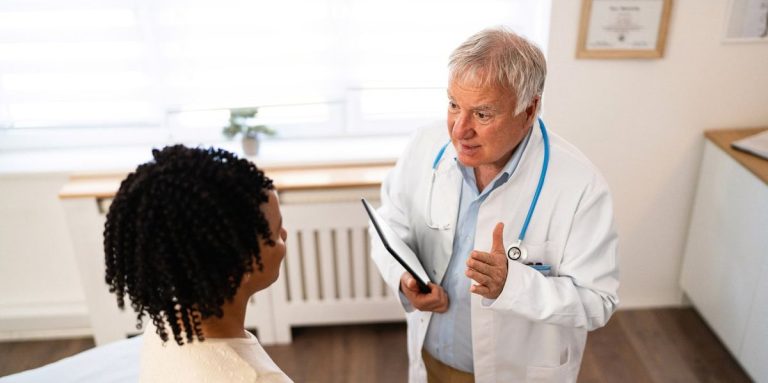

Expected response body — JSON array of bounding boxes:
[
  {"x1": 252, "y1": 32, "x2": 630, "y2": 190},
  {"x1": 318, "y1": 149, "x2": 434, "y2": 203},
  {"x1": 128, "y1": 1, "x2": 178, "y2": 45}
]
[{"x1": 449, "y1": 26, "x2": 547, "y2": 116}]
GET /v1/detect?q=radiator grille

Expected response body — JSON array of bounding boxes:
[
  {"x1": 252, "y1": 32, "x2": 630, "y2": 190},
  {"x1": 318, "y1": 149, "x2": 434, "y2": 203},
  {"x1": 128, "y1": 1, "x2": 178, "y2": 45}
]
[{"x1": 281, "y1": 219, "x2": 389, "y2": 303}]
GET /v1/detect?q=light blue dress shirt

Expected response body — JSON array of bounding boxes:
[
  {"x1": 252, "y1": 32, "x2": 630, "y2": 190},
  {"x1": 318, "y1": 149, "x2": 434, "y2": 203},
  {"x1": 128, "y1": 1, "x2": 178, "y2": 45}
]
[{"x1": 422, "y1": 129, "x2": 531, "y2": 373}]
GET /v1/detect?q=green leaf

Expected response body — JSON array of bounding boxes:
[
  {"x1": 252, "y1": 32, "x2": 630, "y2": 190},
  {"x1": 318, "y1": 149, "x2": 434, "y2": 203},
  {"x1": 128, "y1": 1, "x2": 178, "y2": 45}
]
[{"x1": 221, "y1": 107, "x2": 276, "y2": 139}]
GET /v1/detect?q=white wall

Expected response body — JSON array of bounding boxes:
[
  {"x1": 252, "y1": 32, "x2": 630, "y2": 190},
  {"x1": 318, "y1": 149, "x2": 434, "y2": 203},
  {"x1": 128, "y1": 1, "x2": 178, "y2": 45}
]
[
  {"x1": 2, "y1": 0, "x2": 767, "y2": 340},
  {"x1": 544, "y1": 0, "x2": 768, "y2": 307}
]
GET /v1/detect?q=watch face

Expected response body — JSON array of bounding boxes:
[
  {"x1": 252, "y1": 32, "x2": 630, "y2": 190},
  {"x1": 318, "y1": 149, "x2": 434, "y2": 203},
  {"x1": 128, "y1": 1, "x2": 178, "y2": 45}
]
[{"x1": 508, "y1": 246, "x2": 521, "y2": 260}]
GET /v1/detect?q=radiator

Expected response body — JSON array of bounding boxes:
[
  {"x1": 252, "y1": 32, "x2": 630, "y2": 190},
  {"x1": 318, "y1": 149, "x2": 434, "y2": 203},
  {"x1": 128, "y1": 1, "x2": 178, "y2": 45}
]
[{"x1": 265, "y1": 197, "x2": 404, "y2": 344}]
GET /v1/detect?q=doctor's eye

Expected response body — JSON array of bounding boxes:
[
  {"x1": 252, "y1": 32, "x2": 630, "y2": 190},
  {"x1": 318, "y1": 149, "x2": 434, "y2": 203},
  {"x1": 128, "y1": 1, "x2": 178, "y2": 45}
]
[{"x1": 474, "y1": 110, "x2": 493, "y2": 123}]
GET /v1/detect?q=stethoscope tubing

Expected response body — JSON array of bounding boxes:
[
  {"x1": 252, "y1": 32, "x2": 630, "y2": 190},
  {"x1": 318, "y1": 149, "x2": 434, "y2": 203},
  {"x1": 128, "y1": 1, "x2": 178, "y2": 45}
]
[{"x1": 519, "y1": 118, "x2": 549, "y2": 241}]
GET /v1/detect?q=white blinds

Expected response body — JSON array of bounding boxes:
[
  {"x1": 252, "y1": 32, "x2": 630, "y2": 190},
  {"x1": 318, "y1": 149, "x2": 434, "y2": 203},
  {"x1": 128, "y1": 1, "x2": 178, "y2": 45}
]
[{"x1": 0, "y1": 0, "x2": 550, "y2": 146}]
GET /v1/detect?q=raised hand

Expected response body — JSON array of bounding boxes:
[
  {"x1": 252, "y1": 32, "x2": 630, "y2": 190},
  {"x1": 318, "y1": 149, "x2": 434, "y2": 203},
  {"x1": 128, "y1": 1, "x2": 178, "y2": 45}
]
[{"x1": 465, "y1": 222, "x2": 508, "y2": 299}]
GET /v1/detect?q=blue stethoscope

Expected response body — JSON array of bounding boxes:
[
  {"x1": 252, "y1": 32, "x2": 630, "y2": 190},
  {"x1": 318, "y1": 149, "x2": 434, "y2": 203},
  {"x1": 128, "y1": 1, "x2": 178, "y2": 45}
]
[{"x1": 424, "y1": 117, "x2": 550, "y2": 262}]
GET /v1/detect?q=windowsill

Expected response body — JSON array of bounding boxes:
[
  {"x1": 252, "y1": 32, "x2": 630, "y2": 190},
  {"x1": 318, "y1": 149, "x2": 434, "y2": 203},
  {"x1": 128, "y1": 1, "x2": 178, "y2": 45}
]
[{"x1": 0, "y1": 135, "x2": 410, "y2": 176}]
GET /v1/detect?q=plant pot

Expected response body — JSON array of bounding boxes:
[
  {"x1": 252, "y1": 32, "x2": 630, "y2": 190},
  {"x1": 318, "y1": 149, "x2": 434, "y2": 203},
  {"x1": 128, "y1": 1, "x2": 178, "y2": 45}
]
[{"x1": 241, "y1": 136, "x2": 260, "y2": 156}]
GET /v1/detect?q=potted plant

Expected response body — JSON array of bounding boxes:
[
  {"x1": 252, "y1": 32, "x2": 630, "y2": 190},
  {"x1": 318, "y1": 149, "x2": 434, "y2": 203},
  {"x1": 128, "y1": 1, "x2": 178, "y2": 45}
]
[{"x1": 221, "y1": 107, "x2": 275, "y2": 156}]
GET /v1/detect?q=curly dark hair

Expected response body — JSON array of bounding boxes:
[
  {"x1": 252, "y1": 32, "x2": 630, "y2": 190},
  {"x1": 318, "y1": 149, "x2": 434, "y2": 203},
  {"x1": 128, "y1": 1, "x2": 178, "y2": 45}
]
[{"x1": 104, "y1": 145, "x2": 274, "y2": 346}]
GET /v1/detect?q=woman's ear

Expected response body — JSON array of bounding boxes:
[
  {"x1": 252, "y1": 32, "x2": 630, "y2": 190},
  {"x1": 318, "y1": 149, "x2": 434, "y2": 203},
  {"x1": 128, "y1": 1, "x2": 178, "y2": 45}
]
[{"x1": 241, "y1": 271, "x2": 252, "y2": 286}]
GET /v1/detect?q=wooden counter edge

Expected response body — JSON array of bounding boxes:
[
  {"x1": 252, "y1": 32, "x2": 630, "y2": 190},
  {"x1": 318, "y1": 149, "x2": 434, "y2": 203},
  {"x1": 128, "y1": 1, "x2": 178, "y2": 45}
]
[
  {"x1": 59, "y1": 162, "x2": 396, "y2": 199},
  {"x1": 705, "y1": 127, "x2": 768, "y2": 186}
]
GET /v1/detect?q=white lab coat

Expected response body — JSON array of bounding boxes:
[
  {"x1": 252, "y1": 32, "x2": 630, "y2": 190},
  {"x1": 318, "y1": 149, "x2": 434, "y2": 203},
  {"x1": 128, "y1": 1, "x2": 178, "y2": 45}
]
[{"x1": 370, "y1": 120, "x2": 619, "y2": 383}]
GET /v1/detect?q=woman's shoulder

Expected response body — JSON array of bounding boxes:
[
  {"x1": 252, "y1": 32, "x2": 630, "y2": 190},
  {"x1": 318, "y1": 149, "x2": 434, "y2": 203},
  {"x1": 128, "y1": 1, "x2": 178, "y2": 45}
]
[
  {"x1": 139, "y1": 331, "x2": 292, "y2": 383},
  {"x1": 225, "y1": 334, "x2": 294, "y2": 383}
]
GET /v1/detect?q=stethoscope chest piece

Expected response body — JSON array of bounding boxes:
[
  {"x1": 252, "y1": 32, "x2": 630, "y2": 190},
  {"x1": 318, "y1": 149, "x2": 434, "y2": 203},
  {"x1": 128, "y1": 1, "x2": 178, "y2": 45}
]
[{"x1": 506, "y1": 240, "x2": 527, "y2": 262}]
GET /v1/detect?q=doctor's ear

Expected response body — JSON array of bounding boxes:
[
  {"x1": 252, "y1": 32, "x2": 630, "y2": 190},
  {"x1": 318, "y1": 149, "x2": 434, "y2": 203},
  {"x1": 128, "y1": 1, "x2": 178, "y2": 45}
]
[{"x1": 523, "y1": 97, "x2": 540, "y2": 123}]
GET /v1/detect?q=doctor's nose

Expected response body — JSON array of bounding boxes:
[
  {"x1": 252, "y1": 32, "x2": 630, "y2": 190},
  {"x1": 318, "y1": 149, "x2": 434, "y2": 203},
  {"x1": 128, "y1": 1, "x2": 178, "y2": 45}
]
[{"x1": 450, "y1": 112, "x2": 475, "y2": 139}]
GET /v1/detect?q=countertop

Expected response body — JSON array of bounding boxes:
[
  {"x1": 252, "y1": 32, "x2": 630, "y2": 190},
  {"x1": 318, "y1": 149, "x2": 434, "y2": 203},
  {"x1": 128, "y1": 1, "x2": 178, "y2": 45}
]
[{"x1": 705, "y1": 127, "x2": 768, "y2": 185}]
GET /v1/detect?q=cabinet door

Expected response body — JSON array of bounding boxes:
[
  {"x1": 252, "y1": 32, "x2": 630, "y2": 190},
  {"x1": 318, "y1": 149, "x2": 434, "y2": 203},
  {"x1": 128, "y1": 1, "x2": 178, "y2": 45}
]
[
  {"x1": 680, "y1": 141, "x2": 768, "y2": 357},
  {"x1": 740, "y1": 255, "x2": 768, "y2": 382}
]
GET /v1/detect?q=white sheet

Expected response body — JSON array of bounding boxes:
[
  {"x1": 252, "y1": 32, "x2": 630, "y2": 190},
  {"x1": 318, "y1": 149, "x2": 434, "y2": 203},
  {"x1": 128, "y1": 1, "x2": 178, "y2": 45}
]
[
  {"x1": 0, "y1": 336, "x2": 141, "y2": 383},
  {"x1": 732, "y1": 129, "x2": 768, "y2": 160}
]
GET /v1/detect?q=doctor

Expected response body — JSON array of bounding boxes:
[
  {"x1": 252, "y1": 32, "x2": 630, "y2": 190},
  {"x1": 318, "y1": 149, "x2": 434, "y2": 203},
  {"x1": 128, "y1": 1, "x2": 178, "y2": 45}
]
[{"x1": 370, "y1": 27, "x2": 619, "y2": 383}]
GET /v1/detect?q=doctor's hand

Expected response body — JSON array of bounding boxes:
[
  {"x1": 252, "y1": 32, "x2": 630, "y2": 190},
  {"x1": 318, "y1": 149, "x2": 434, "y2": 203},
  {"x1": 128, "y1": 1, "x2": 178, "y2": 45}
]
[
  {"x1": 466, "y1": 222, "x2": 508, "y2": 299},
  {"x1": 399, "y1": 272, "x2": 449, "y2": 313}
]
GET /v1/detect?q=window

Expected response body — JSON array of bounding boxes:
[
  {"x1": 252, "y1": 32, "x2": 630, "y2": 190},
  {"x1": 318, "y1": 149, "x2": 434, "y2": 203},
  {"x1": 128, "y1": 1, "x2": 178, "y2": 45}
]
[{"x1": 0, "y1": 0, "x2": 551, "y2": 150}]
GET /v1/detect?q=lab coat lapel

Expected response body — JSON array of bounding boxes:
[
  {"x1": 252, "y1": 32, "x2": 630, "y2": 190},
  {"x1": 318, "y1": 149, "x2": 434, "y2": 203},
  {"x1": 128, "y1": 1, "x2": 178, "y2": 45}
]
[{"x1": 430, "y1": 144, "x2": 461, "y2": 285}]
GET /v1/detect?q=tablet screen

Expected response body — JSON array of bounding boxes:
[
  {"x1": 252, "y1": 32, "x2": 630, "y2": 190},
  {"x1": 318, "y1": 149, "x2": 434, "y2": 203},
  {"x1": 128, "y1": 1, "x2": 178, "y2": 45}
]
[{"x1": 362, "y1": 198, "x2": 432, "y2": 290}]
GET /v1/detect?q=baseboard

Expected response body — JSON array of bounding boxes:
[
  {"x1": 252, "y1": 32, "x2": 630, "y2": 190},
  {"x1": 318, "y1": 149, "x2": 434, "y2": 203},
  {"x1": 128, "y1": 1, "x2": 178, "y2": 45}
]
[
  {"x1": 0, "y1": 301, "x2": 92, "y2": 341},
  {"x1": 617, "y1": 290, "x2": 687, "y2": 309}
]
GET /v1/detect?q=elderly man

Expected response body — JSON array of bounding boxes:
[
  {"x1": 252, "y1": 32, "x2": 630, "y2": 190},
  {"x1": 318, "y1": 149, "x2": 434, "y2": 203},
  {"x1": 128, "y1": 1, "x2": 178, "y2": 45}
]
[{"x1": 370, "y1": 27, "x2": 619, "y2": 382}]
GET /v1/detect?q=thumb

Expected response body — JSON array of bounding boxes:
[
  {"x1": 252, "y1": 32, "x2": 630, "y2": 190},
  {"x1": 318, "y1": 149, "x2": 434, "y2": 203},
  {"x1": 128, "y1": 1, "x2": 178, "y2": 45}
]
[
  {"x1": 492, "y1": 222, "x2": 505, "y2": 253},
  {"x1": 406, "y1": 275, "x2": 417, "y2": 290}
]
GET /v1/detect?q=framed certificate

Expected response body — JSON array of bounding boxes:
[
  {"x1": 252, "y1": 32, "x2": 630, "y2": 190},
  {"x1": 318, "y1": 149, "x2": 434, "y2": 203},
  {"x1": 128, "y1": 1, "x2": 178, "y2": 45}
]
[
  {"x1": 723, "y1": 0, "x2": 768, "y2": 43},
  {"x1": 577, "y1": 0, "x2": 673, "y2": 59}
]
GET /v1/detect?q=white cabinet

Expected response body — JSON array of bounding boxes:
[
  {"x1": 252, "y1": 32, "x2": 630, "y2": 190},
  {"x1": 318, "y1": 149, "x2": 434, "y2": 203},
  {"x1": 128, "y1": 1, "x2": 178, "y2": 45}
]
[
  {"x1": 741, "y1": 258, "x2": 768, "y2": 382},
  {"x1": 680, "y1": 130, "x2": 768, "y2": 383}
]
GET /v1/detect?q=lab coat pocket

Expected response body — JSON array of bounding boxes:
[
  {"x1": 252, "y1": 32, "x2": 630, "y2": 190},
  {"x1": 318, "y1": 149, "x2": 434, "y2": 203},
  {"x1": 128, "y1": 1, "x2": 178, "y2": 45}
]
[
  {"x1": 525, "y1": 345, "x2": 572, "y2": 382},
  {"x1": 521, "y1": 241, "x2": 560, "y2": 277}
]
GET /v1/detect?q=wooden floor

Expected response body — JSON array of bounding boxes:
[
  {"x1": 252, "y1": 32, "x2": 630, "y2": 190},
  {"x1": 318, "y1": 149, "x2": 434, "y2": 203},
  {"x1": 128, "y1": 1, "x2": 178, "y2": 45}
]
[{"x1": 0, "y1": 308, "x2": 753, "y2": 382}]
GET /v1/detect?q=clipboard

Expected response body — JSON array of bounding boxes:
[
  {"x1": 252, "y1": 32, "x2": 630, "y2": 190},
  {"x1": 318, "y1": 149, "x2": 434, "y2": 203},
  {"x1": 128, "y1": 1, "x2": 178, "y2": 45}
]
[{"x1": 361, "y1": 198, "x2": 432, "y2": 293}]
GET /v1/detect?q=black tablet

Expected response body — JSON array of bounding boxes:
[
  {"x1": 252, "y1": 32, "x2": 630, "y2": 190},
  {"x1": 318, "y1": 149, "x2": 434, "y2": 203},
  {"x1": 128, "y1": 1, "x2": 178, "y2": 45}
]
[{"x1": 362, "y1": 198, "x2": 432, "y2": 293}]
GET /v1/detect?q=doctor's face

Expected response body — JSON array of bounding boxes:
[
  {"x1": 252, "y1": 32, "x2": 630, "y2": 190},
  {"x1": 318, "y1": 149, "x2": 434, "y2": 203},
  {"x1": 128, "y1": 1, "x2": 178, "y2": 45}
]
[{"x1": 447, "y1": 80, "x2": 537, "y2": 171}]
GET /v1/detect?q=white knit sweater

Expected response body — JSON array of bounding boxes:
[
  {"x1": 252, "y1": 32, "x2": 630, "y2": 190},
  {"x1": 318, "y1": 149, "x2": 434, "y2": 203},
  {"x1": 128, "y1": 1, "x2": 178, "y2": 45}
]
[{"x1": 139, "y1": 326, "x2": 292, "y2": 383}]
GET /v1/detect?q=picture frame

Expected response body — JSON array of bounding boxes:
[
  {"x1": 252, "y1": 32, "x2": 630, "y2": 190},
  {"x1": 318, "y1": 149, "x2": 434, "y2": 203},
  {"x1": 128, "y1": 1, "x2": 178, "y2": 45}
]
[
  {"x1": 723, "y1": 0, "x2": 768, "y2": 43},
  {"x1": 577, "y1": 0, "x2": 673, "y2": 59}
]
